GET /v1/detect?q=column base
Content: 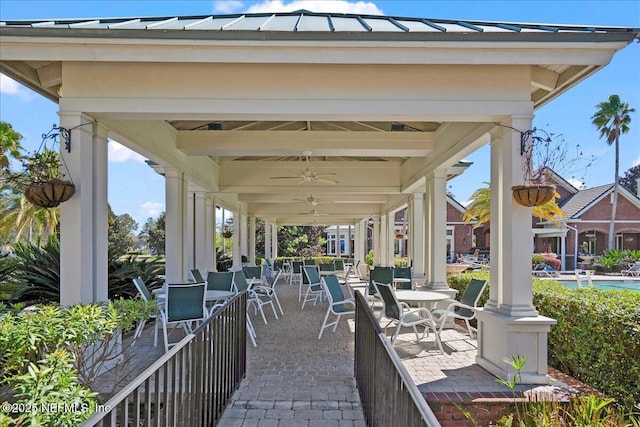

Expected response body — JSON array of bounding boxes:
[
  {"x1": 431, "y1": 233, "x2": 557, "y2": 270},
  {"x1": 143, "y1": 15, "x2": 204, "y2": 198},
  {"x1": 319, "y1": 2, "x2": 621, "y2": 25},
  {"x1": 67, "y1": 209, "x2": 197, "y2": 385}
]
[{"x1": 476, "y1": 308, "x2": 556, "y2": 385}]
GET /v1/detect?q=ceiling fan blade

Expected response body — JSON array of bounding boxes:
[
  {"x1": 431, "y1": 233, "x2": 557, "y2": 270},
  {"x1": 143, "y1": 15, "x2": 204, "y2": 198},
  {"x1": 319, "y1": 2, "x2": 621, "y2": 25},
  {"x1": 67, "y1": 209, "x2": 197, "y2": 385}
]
[
  {"x1": 316, "y1": 178, "x2": 339, "y2": 184},
  {"x1": 316, "y1": 172, "x2": 337, "y2": 177},
  {"x1": 269, "y1": 176, "x2": 299, "y2": 180}
]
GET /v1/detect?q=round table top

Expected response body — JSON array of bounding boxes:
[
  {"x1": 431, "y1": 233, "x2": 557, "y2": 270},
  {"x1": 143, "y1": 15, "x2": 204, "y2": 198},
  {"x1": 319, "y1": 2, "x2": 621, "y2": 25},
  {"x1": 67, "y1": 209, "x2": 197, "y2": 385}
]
[{"x1": 394, "y1": 290, "x2": 449, "y2": 302}]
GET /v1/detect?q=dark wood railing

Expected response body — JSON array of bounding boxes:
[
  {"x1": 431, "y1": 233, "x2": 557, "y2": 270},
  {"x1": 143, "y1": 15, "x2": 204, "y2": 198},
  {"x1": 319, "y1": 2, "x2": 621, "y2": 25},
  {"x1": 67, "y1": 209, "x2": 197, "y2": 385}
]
[
  {"x1": 82, "y1": 292, "x2": 247, "y2": 427},
  {"x1": 354, "y1": 291, "x2": 441, "y2": 427}
]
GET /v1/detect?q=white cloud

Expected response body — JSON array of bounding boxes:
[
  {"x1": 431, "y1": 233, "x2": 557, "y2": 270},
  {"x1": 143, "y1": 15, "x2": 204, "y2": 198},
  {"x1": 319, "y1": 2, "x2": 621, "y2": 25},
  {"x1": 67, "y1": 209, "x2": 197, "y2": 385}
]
[
  {"x1": 245, "y1": 0, "x2": 383, "y2": 14},
  {"x1": 108, "y1": 141, "x2": 146, "y2": 163},
  {"x1": 140, "y1": 202, "x2": 163, "y2": 218},
  {"x1": 0, "y1": 74, "x2": 33, "y2": 101},
  {"x1": 213, "y1": 1, "x2": 245, "y2": 14},
  {"x1": 568, "y1": 178, "x2": 587, "y2": 190},
  {"x1": 633, "y1": 154, "x2": 640, "y2": 167}
]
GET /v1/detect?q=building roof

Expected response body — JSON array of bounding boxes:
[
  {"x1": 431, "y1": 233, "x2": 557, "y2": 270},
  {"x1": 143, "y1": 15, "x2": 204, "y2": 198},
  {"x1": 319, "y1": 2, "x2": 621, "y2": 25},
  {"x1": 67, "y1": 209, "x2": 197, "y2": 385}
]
[
  {"x1": 1, "y1": 10, "x2": 638, "y2": 40},
  {"x1": 559, "y1": 184, "x2": 613, "y2": 218}
]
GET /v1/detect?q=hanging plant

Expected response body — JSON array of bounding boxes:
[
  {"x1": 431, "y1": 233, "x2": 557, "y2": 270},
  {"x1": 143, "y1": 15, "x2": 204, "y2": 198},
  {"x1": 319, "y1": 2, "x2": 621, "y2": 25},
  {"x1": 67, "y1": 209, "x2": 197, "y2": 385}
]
[
  {"x1": 2, "y1": 125, "x2": 75, "y2": 208},
  {"x1": 221, "y1": 226, "x2": 233, "y2": 238}
]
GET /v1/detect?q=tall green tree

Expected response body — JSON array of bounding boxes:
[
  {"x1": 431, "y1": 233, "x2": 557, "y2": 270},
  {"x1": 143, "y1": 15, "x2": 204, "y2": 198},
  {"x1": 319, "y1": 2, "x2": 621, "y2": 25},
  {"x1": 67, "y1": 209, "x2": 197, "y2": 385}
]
[
  {"x1": 462, "y1": 184, "x2": 565, "y2": 227},
  {"x1": 0, "y1": 121, "x2": 23, "y2": 170},
  {"x1": 107, "y1": 206, "x2": 138, "y2": 259},
  {"x1": 620, "y1": 164, "x2": 640, "y2": 196},
  {"x1": 591, "y1": 94, "x2": 635, "y2": 249},
  {"x1": 147, "y1": 212, "x2": 165, "y2": 255}
]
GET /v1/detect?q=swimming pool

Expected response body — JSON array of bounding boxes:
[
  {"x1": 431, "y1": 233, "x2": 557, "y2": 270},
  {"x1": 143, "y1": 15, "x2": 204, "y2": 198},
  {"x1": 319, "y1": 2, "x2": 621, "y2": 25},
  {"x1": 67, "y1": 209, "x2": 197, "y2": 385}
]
[{"x1": 557, "y1": 279, "x2": 640, "y2": 292}]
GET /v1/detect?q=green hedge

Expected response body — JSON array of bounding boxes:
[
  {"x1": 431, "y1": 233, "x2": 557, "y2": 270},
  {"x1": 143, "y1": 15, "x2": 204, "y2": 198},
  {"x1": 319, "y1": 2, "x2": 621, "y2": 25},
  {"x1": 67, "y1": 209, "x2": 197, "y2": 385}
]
[
  {"x1": 533, "y1": 281, "x2": 640, "y2": 409},
  {"x1": 446, "y1": 272, "x2": 640, "y2": 409}
]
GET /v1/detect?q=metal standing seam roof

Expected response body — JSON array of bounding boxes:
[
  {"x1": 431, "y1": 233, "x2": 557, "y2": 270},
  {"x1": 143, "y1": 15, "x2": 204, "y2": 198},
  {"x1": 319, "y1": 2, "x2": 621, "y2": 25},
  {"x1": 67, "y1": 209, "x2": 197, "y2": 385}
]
[{"x1": 1, "y1": 10, "x2": 638, "y2": 38}]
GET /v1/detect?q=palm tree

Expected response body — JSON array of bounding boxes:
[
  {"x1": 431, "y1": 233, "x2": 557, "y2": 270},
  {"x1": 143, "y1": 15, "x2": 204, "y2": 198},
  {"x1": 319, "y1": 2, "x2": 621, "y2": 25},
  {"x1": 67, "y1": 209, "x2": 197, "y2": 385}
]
[
  {"x1": 0, "y1": 194, "x2": 59, "y2": 243},
  {"x1": 591, "y1": 94, "x2": 635, "y2": 250},
  {"x1": 463, "y1": 184, "x2": 565, "y2": 227},
  {"x1": 0, "y1": 121, "x2": 23, "y2": 169}
]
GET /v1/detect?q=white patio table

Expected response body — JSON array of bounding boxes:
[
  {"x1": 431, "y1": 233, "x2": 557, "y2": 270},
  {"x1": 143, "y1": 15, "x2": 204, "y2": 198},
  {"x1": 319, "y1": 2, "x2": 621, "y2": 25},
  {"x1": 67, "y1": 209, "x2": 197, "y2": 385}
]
[{"x1": 394, "y1": 290, "x2": 449, "y2": 310}]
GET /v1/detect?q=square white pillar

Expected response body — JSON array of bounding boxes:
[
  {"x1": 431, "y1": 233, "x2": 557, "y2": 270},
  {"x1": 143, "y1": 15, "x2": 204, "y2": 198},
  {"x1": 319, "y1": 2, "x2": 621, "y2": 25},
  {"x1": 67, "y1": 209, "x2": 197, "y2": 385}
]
[
  {"x1": 164, "y1": 168, "x2": 188, "y2": 283},
  {"x1": 476, "y1": 116, "x2": 556, "y2": 385},
  {"x1": 372, "y1": 217, "x2": 381, "y2": 266},
  {"x1": 59, "y1": 115, "x2": 109, "y2": 305},
  {"x1": 379, "y1": 215, "x2": 388, "y2": 266},
  {"x1": 249, "y1": 215, "x2": 256, "y2": 265},
  {"x1": 232, "y1": 210, "x2": 241, "y2": 270},
  {"x1": 240, "y1": 203, "x2": 248, "y2": 261},
  {"x1": 409, "y1": 193, "x2": 425, "y2": 276},
  {"x1": 205, "y1": 196, "x2": 215, "y2": 272},
  {"x1": 386, "y1": 212, "x2": 396, "y2": 266},
  {"x1": 264, "y1": 219, "x2": 272, "y2": 262},
  {"x1": 271, "y1": 222, "x2": 278, "y2": 259},
  {"x1": 192, "y1": 190, "x2": 212, "y2": 273},
  {"x1": 426, "y1": 170, "x2": 448, "y2": 290}
]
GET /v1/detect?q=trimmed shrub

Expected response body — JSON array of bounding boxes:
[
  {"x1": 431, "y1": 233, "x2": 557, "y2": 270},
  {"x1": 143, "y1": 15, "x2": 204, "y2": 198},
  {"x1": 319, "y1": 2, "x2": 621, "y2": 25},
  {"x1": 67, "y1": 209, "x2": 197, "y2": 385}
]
[
  {"x1": 447, "y1": 272, "x2": 640, "y2": 409},
  {"x1": 533, "y1": 280, "x2": 640, "y2": 409}
]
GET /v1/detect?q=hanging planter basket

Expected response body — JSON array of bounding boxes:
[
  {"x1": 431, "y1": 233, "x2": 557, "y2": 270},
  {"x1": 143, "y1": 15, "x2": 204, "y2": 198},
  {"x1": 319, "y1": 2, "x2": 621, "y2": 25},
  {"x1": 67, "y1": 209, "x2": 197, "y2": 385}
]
[
  {"x1": 395, "y1": 232, "x2": 405, "y2": 239},
  {"x1": 24, "y1": 178, "x2": 76, "y2": 208},
  {"x1": 222, "y1": 230, "x2": 233, "y2": 238},
  {"x1": 511, "y1": 184, "x2": 556, "y2": 207}
]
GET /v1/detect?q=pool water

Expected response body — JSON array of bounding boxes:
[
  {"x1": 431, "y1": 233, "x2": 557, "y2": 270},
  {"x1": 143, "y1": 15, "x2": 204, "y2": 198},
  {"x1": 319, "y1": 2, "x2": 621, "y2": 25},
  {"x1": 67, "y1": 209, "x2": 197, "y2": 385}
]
[{"x1": 558, "y1": 280, "x2": 640, "y2": 292}]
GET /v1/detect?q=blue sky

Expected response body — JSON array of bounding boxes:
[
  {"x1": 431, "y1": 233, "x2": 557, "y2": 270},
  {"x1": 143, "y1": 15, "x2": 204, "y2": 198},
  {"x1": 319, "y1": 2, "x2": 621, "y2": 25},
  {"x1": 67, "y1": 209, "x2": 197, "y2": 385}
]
[{"x1": 1, "y1": 0, "x2": 639, "y2": 229}]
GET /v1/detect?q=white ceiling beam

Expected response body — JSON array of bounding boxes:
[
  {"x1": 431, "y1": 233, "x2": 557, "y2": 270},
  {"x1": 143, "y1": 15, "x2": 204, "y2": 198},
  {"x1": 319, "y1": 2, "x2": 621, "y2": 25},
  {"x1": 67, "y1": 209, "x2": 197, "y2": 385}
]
[
  {"x1": 178, "y1": 130, "x2": 436, "y2": 157},
  {"x1": 531, "y1": 66, "x2": 559, "y2": 92},
  {"x1": 100, "y1": 119, "x2": 220, "y2": 192},
  {"x1": 238, "y1": 193, "x2": 389, "y2": 204},
  {"x1": 249, "y1": 203, "x2": 381, "y2": 216}
]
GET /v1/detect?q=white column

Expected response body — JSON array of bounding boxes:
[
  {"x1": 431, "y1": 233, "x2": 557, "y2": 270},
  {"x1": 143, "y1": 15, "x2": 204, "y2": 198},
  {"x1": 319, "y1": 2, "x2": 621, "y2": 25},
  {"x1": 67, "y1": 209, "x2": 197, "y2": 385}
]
[
  {"x1": 271, "y1": 222, "x2": 278, "y2": 259},
  {"x1": 476, "y1": 116, "x2": 556, "y2": 385},
  {"x1": 249, "y1": 215, "x2": 256, "y2": 265},
  {"x1": 424, "y1": 190, "x2": 432, "y2": 280},
  {"x1": 205, "y1": 196, "x2": 215, "y2": 272},
  {"x1": 193, "y1": 191, "x2": 211, "y2": 273},
  {"x1": 232, "y1": 210, "x2": 241, "y2": 270},
  {"x1": 427, "y1": 170, "x2": 448, "y2": 290},
  {"x1": 387, "y1": 212, "x2": 396, "y2": 266},
  {"x1": 164, "y1": 168, "x2": 188, "y2": 283},
  {"x1": 354, "y1": 220, "x2": 364, "y2": 262},
  {"x1": 264, "y1": 219, "x2": 272, "y2": 262},
  {"x1": 409, "y1": 193, "x2": 425, "y2": 276},
  {"x1": 59, "y1": 115, "x2": 108, "y2": 305},
  {"x1": 336, "y1": 225, "x2": 341, "y2": 256},
  {"x1": 186, "y1": 190, "x2": 195, "y2": 270},
  {"x1": 372, "y1": 217, "x2": 381, "y2": 266},
  {"x1": 240, "y1": 204, "x2": 248, "y2": 262},
  {"x1": 379, "y1": 215, "x2": 388, "y2": 266},
  {"x1": 212, "y1": 204, "x2": 218, "y2": 272}
]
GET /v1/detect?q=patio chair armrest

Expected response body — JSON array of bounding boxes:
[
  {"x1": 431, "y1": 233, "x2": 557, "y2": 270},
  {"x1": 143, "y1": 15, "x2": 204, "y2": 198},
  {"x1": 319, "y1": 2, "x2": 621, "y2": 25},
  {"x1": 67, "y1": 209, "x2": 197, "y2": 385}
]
[
  {"x1": 441, "y1": 301, "x2": 475, "y2": 313},
  {"x1": 332, "y1": 300, "x2": 356, "y2": 310},
  {"x1": 406, "y1": 307, "x2": 433, "y2": 318},
  {"x1": 399, "y1": 302, "x2": 412, "y2": 311},
  {"x1": 252, "y1": 285, "x2": 273, "y2": 294}
]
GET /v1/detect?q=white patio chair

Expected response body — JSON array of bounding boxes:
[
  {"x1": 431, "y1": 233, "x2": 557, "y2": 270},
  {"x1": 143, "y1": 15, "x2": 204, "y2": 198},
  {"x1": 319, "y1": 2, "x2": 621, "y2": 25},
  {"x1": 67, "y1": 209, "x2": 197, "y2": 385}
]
[
  {"x1": 318, "y1": 275, "x2": 355, "y2": 339},
  {"x1": 431, "y1": 278, "x2": 488, "y2": 338},
  {"x1": 301, "y1": 265, "x2": 324, "y2": 309},
  {"x1": 159, "y1": 282, "x2": 208, "y2": 352},
  {"x1": 373, "y1": 281, "x2": 443, "y2": 354}
]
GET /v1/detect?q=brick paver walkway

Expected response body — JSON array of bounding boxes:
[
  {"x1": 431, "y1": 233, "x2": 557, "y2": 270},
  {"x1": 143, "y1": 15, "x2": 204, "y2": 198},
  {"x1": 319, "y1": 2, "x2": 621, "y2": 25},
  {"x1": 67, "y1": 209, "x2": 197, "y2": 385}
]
[{"x1": 218, "y1": 275, "x2": 367, "y2": 427}]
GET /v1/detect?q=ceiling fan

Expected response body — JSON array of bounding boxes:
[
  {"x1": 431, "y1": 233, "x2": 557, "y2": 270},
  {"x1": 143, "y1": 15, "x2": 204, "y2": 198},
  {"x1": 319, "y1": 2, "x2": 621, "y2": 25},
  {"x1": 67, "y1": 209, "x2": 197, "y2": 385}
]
[
  {"x1": 292, "y1": 194, "x2": 333, "y2": 206},
  {"x1": 269, "y1": 151, "x2": 338, "y2": 184},
  {"x1": 298, "y1": 209, "x2": 329, "y2": 217}
]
